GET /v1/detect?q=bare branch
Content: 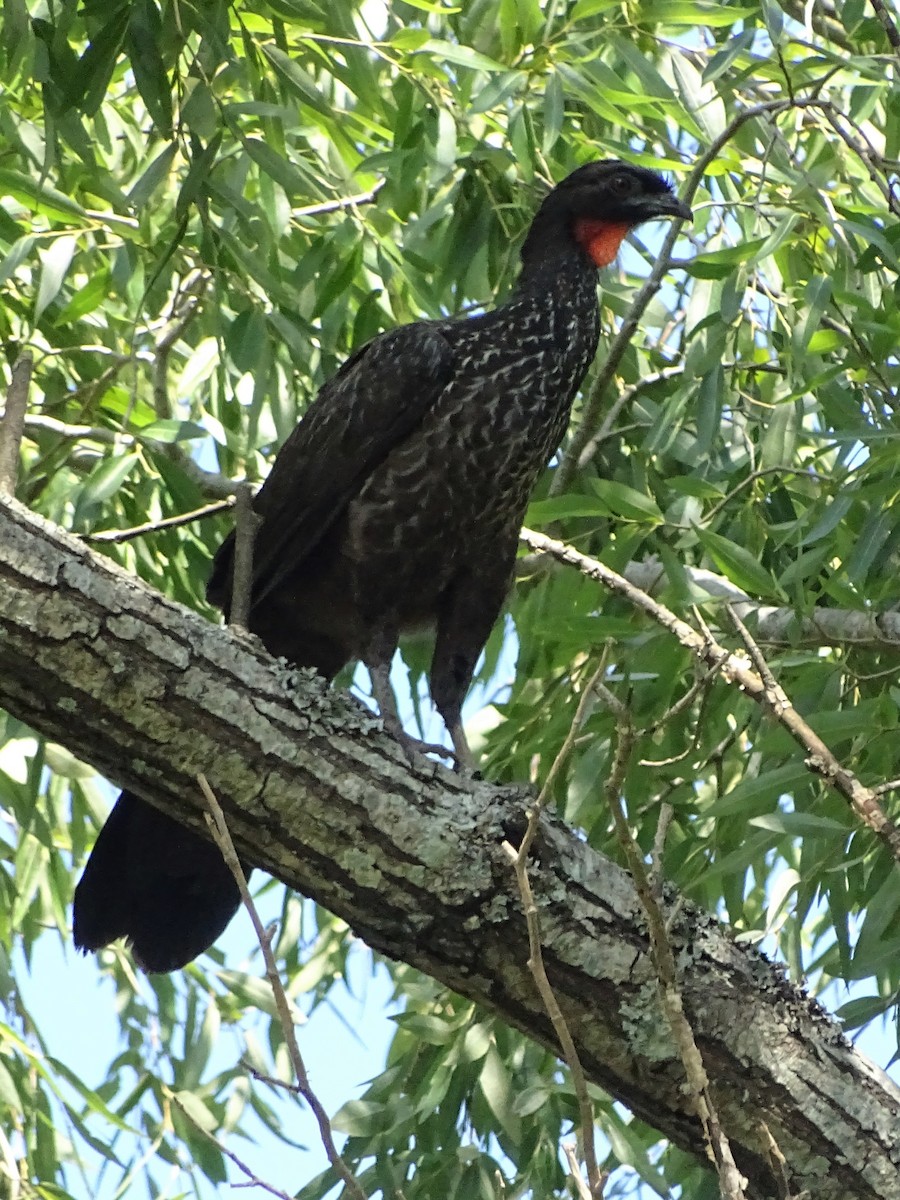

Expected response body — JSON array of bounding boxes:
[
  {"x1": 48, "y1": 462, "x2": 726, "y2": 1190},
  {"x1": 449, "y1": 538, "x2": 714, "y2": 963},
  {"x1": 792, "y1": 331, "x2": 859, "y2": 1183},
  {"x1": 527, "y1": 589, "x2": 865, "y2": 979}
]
[
  {"x1": 504, "y1": 658, "x2": 609, "y2": 1198},
  {"x1": 0, "y1": 354, "x2": 34, "y2": 496},
  {"x1": 868, "y1": 0, "x2": 900, "y2": 54},
  {"x1": 84, "y1": 499, "x2": 234, "y2": 543},
  {"x1": 292, "y1": 178, "x2": 385, "y2": 219},
  {"x1": 562, "y1": 1142, "x2": 607, "y2": 1200},
  {"x1": 519, "y1": 552, "x2": 900, "y2": 651},
  {"x1": 167, "y1": 1091, "x2": 295, "y2": 1200},
  {"x1": 152, "y1": 271, "x2": 209, "y2": 419},
  {"x1": 23, "y1": 415, "x2": 129, "y2": 445},
  {"x1": 596, "y1": 690, "x2": 748, "y2": 1199}
]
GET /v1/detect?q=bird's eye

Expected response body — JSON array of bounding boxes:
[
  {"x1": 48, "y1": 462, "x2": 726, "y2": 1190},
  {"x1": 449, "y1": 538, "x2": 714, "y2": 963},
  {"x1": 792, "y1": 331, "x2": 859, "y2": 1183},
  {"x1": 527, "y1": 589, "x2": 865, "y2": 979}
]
[{"x1": 610, "y1": 174, "x2": 634, "y2": 194}]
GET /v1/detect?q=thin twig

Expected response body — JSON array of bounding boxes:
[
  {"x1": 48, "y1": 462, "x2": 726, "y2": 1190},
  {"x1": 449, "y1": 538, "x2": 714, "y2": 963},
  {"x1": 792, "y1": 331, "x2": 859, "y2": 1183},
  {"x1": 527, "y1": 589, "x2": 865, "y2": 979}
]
[
  {"x1": 197, "y1": 774, "x2": 367, "y2": 1200},
  {"x1": 639, "y1": 656, "x2": 728, "y2": 740},
  {"x1": 503, "y1": 657, "x2": 609, "y2": 1199},
  {"x1": 520, "y1": 654, "x2": 609, "y2": 858},
  {"x1": 595, "y1": 690, "x2": 747, "y2": 1199},
  {"x1": 519, "y1": 528, "x2": 900, "y2": 863},
  {"x1": 292, "y1": 179, "x2": 385, "y2": 218},
  {"x1": 725, "y1": 605, "x2": 786, "y2": 704},
  {"x1": 817, "y1": 106, "x2": 900, "y2": 216},
  {"x1": 562, "y1": 1142, "x2": 605, "y2": 1200},
  {"x1": 84, "y1": 498, "x2": 234, "y2": 543},
  {"x1": 639, "y1": 659, "x2": 727, "y2": 768},
  {"x1": 0, "y1": 354, "x2": 34, "y2": 496},
  {"x1": 759, "y1": 1120, "x2": 793, "y2": 1200},
  {"x1": 152, "y1": 270, "x2": 209, "y2": 419},
  {"x1": 650, "y1": 802, "x2": 675, "y2": 898},
  {"x1": 578, "y1": 356, "x2": 790, "y2": 469},
  {"x1": 23, "y1": 414, "x2": 131, "y2": 445},
  {"x1": 869, "y1": 0, "x2": 900, "y2": 54},
  {"x1": 705, "y1": 465, "x2": 826, "y2": 522},
  {"x1": 574, "y1": 365, "x2": 684, "y2": 469},
  {"x1": 168, "y1": 1091, "x2": 295, "y2": 1200}
]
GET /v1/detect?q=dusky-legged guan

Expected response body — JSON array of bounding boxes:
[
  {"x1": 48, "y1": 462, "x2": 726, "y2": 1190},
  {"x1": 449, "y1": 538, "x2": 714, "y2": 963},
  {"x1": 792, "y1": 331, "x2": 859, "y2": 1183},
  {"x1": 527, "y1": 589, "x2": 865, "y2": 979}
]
[{"x1": 73, "y1": 160, "x2": 691, "y2": 971}]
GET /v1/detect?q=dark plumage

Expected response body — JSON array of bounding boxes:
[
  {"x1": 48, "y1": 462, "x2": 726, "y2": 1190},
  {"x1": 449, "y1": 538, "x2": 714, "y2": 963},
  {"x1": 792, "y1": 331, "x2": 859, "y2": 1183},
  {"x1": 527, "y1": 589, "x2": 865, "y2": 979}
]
[{"x1": 73, "y1": 161, "x2": 691, "y2": 971}]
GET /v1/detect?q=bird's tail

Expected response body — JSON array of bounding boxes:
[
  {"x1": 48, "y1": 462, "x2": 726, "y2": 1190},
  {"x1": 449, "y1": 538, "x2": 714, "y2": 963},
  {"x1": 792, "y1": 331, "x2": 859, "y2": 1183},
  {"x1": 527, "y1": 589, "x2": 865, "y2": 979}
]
[{"x1": 73, "y1": 789, "x2": 246, "y2": 973}]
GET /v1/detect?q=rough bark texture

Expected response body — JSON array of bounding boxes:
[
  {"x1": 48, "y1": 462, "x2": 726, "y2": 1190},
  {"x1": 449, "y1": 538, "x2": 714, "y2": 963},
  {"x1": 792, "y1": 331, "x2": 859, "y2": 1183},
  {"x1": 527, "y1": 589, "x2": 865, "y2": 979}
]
[{"x1": 1, "y1": 494, "x2": 898, "y2": 1199}]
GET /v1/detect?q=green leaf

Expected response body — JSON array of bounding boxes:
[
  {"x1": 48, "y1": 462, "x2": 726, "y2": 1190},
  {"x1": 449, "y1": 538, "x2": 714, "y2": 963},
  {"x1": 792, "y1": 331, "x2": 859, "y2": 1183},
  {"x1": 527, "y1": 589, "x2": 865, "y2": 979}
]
[
  {"x1": 694, "y1": 528, "x2": 784, "y2": 599},
  {"x1": 525, "y1": 493, "x2": 608, "y2": 524},
  {"x1": 589, "y1": 478, "x2": 664, "y2": 523},
  {"x1": 54, "y1": 267, "x2": 110, "y2": 325},
  {"x1": 749, "y1": 812, "x2": 850, "y2": 837},
  {"x1": 135, "y1": 419, "x2": 207, "y2": 443},
  {"x1": 707, "y1": 763, "x2": 811, "y2": 817},
  {"x1": 78, "y1": 453, "x2": 141, "y2": 508},
  {"x1": 416, "y1": 38, "x2": 506, "y2": 72},
  {"x1": 128, "y1": 143, "x2": 179, "y2": 209},
  {"x1": 126, "y1": 0, "x2": 173, "y2": 136},
  {"x1": 261, "y1": 44, "x2": 332, "y2": 114},
  {"x1": 0, "y1": 169, "x2": 88, "y2": 220},
  {"x1": 35, "y1": 235, "x2": 78, "y2": 320},
  {"x1": 687, "y1": 239, "x2": 767, "y2": 279}
]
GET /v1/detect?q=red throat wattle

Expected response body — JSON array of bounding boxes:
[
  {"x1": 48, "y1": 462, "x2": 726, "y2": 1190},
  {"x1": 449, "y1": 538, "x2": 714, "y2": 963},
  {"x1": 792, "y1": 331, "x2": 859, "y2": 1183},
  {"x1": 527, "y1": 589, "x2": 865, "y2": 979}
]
[{"x1": 574, "y1": 218, "x2": 632, "y2": 268}]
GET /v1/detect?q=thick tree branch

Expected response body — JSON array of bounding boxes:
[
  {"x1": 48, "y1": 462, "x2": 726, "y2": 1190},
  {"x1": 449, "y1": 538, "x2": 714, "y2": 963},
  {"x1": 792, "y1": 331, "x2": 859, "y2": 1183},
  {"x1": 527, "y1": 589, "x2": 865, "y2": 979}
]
[{"x1": 1, "y1": 496, "x2": 899, "y2": 1200}]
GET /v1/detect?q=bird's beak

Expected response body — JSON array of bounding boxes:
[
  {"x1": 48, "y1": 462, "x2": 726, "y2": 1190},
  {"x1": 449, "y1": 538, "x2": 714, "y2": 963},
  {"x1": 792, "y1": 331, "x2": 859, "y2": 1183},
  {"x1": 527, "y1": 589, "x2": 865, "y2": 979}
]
[{"x1": 637, "y1": 192, "x2": 693, "y2": 223}]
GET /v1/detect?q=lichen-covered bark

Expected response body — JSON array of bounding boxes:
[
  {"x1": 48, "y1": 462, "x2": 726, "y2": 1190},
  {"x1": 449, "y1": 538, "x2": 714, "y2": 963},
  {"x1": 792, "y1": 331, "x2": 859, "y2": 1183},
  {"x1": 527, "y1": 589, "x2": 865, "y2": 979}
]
[{"x1": 1, "y1": 495, "x2": 898, "y2": 1199}]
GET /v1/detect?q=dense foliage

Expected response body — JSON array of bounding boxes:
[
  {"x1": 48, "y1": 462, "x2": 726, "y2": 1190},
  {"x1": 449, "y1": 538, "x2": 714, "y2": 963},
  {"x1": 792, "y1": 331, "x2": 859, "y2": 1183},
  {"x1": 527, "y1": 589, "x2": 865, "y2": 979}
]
[{"x1": 1, "y1": 0, "x2": 899, "y2": 1195}]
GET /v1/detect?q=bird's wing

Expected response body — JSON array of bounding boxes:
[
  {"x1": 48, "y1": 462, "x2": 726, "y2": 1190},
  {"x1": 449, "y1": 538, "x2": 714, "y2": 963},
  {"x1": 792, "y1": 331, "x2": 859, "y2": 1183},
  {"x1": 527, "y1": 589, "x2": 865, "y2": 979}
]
[{"x1": 207, "y1": 321, "x2": 454, "y2": 612}]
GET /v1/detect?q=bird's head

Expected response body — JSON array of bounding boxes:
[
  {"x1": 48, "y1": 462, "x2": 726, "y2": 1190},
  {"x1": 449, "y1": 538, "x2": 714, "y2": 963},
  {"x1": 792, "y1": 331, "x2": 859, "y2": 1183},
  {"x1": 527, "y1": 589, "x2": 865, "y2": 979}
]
[{"x1": 523, "y1": 160, "x2": 692, "y2": 269}]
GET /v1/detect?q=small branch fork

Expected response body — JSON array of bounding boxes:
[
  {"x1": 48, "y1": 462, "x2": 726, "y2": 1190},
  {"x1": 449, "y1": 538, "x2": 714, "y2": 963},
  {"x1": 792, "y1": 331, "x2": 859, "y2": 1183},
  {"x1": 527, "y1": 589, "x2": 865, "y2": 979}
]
[
  {"x1": 503, "y1": 657, "x2": 610, "y2": 1200},
  {"x1": 167, "y1": 1092, "x2": 296, "y2": 1200},
  {"x1": 197, "y1": 774, "x2": 367, "y2": 1200},
  {"x1": 592, "y1": 684, "x2": 748, "y2": 1199},
  {"x1": 518, "y1": 527, "x2": 900, "y2": 864},
  {"x1": 506, "y1": 657, "x2": 748, "y2": 1197}
]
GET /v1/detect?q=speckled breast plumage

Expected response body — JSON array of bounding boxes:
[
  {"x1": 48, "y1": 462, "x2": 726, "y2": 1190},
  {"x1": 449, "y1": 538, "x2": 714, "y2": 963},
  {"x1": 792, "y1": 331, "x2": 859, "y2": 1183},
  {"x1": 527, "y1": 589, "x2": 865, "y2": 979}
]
[{"x1": 343, "y1": 263, "x2": 601, "y2": 635}]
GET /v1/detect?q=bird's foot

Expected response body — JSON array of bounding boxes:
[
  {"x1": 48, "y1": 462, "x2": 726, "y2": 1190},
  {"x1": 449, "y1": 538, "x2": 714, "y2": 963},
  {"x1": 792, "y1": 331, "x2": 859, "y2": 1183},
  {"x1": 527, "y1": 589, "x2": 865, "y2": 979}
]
[{"x1": 388, "y1": 724, "x2": 459, "y2": 770}]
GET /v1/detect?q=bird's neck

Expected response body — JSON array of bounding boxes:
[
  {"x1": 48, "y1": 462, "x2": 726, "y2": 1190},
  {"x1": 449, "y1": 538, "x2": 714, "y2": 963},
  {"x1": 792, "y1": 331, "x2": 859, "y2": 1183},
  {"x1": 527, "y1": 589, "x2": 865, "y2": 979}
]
[{"x1": 514, "y1": 224, "x2": 599, "y2": 298}]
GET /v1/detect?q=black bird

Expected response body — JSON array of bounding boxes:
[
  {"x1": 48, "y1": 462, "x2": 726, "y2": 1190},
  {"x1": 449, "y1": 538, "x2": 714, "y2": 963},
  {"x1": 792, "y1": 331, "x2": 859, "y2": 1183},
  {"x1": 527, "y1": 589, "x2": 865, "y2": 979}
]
[{"x1": 73, "y1": 160, "x2": 691, "y2": 971}]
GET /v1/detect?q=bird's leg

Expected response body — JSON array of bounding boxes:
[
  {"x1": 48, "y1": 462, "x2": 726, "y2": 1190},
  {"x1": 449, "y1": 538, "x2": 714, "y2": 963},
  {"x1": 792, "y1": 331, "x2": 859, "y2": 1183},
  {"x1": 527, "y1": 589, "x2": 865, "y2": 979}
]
[
  {"x1": 368, "y1": 659, "x2": 407, "y2": 744},
  {"x1": 367, "y1": 652, "x2": 457, "y2": 766},
  {"x1": 447, "y1": 718, "x2": 478, "y2": 777},
  {"x1": 431, "y1": 569, "x2": 512, "y2": 778}
]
